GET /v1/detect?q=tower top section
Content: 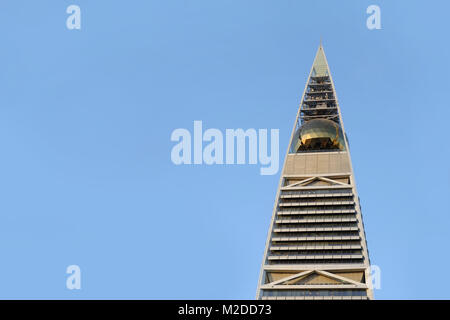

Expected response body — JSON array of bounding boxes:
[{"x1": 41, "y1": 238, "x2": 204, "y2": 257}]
[{"x1": 290, "y1": 43, "x2": 346, "y2": 153}]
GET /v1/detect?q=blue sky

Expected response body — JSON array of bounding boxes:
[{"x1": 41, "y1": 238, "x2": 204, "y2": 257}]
[{"x1": 0, "y1": 0, "x2": 449, "y2": 299}]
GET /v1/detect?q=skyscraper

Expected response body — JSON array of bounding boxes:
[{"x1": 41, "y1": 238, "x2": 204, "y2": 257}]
[{"x1": 256, "y1": 44, "x2": 373, "y2": 300}]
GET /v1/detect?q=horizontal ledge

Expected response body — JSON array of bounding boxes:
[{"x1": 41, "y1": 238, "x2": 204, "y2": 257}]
[
  {"x1": 270, "y1": 245, "x2": 362, "y2": 251},
  {"x1": 275, "y1": 218, "x2": 357, "y2": 223},
  {"x1": 271, "y1": 236, "x2": 361, "y2": 241},
  {"x1": 273, "y1": 227, "x2": 359, "y2": 232},
  {"x1": 262, "y1": 264, "x2": 369, "y2": 271},
  {"x1": 267, "y1": 255, "x2": 363, "y2": 260},
  {"x1": 277, "y1": 210, "x2": 356, "y2": 215},
  {"x1": 280, "y1": 193, "x2": 353, "y2": 198},
  {"x1": 260, "y1": 284, "x2": 367, "y2": 290},
  {"x1": 261, "y1": 296, "x2": 368, "y2": 300}
]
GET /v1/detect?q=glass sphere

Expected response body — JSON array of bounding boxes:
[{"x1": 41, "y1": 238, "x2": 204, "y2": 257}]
[{"x1": 293, "y1": 119, "x2": 346, "y2": 152}]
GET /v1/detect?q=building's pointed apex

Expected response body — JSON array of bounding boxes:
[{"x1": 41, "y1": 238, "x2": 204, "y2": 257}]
[{"x1": 312, "y1": 42, "x2": 329, "y2": 77}]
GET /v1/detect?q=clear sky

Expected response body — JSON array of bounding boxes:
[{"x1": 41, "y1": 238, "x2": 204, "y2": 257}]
[{"x1": 0, "y1": 0, "x2": 449, "y2": 299}]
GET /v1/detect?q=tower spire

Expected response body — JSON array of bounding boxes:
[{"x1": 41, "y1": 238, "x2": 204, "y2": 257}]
[{"x1": 311, "y1": 42, "x2": 329, "y2": 78}]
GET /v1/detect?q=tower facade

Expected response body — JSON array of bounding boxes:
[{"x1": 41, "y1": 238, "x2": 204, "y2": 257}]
[{"x1": 256, "y1": 44, "x2": 373, "y2": 300}]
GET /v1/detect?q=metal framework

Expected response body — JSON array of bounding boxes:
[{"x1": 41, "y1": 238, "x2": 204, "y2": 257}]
[{"x1": 256, "y1": 44, "x2": 373, "y2": 300}]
